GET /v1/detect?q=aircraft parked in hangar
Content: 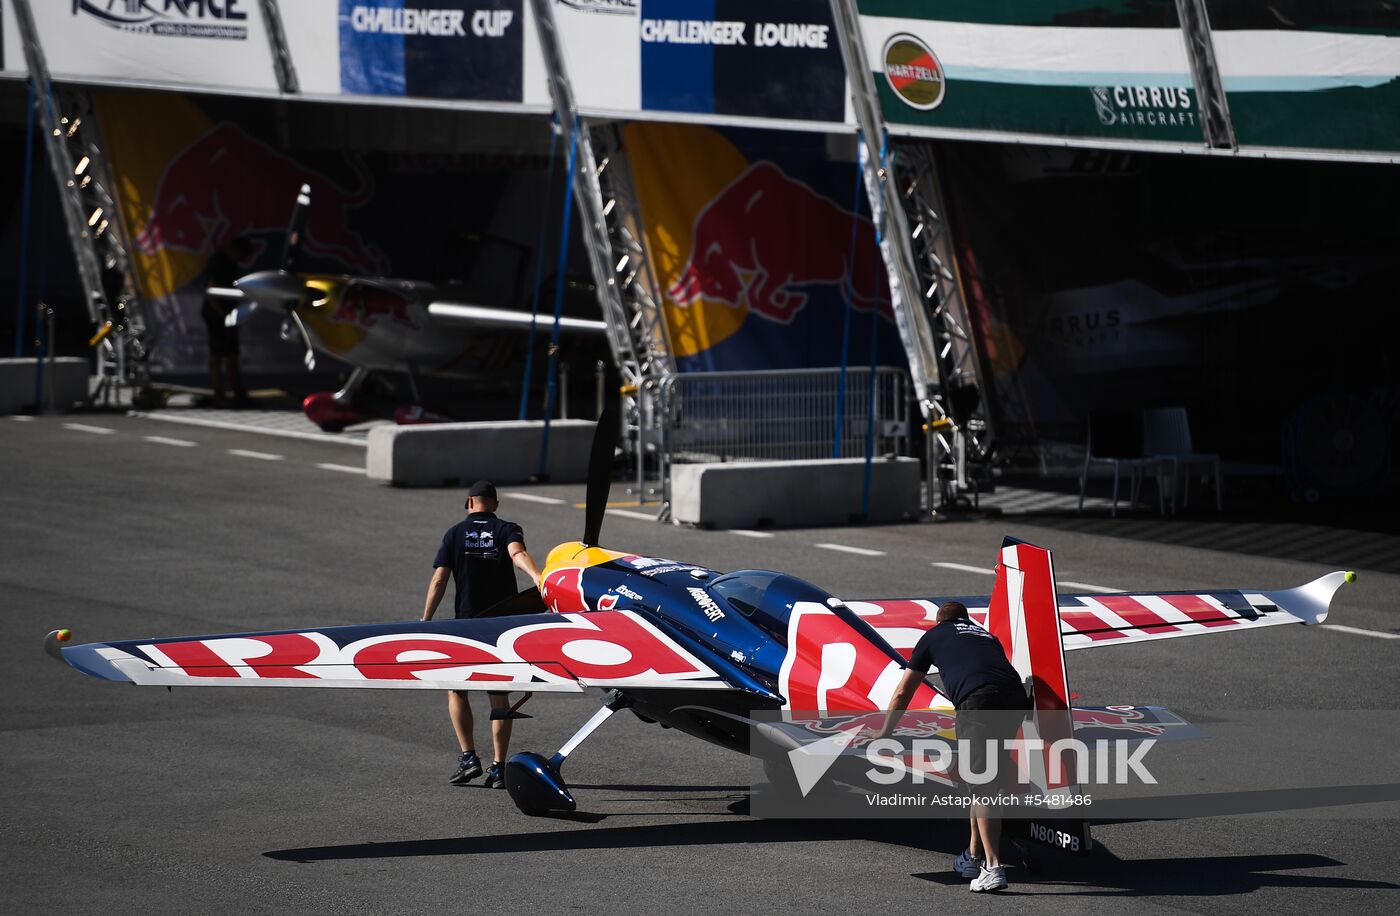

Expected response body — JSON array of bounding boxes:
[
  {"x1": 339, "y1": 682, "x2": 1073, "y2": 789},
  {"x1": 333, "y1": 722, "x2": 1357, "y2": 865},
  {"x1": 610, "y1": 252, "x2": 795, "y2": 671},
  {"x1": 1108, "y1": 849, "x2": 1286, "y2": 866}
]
[
  {"x1": 47, "y1": 408, "x2": 1353, "y2": 859},
  {"x1": 213, "y1": 185, "x2": 608, "y2": 431}
]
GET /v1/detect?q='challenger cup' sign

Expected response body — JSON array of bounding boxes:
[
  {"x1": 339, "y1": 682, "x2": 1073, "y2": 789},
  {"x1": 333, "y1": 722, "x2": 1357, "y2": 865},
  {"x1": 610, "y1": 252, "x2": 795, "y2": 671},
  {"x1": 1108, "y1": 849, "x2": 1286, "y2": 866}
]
[{"x1": 339, "y1": 0, "x2": 524, "y2": 101}]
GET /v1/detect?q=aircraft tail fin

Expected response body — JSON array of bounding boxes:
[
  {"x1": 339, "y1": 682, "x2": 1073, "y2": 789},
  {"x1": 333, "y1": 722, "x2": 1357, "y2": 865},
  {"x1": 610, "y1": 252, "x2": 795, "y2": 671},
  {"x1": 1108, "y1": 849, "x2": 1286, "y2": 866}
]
[
  {"x1": 986, "y1": 537, "x2": 1092, "y2": 855},
  {"x1": 985, "y1": 537, "x2": 1070, "y2": 713}
]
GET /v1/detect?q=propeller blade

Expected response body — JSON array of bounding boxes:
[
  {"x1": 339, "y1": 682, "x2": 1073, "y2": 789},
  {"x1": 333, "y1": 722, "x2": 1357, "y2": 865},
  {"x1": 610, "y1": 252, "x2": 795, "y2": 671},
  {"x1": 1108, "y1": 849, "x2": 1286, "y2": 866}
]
[
  {"x1": 289, "y1": 309, "x2": 317, "y2": 371},
  {"x1": 582, "y1": 398, "x2": 620, "y2": 547},
  {"x1": 281, "y1": 184, "x2": 311, "y2": 272}
]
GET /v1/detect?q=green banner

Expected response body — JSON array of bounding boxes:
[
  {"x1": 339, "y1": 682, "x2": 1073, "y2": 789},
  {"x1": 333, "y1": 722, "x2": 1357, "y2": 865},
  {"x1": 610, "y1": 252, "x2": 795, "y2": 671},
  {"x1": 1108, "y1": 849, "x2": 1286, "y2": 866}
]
[
  {"x1": 858, "y1": 1, "x2": 1206, "y2": 145},
  {"x1": 1207, "y1": 2, "x2": 1400, "y2": 154}
]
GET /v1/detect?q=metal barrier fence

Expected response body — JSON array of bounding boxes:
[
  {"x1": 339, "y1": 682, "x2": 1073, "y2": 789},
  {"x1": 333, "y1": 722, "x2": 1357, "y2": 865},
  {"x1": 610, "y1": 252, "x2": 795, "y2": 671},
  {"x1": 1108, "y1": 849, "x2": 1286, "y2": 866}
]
[{"x1": 654, "y1": 367, "x2": 911, "y2": 513}]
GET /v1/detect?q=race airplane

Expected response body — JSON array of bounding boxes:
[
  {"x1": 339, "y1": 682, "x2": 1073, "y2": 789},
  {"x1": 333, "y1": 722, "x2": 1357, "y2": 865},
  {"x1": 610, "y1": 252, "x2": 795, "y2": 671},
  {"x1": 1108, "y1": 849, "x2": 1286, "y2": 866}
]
[
  {"x1": 45, "y1": 408, "x2": 1353, "y2": 857},
  {"x1": 212, "y1": 185, "x2": 608, "y2": 432}
]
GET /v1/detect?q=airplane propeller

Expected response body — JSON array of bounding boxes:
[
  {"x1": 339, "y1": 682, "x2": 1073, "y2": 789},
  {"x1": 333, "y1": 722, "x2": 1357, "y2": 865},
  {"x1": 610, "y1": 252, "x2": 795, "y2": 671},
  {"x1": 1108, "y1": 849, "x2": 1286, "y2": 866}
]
[
  {"x1": 582, "y1": 398, "x2": 621, "y2": 548},
  {"x1": 229, "y1": 184, "x2": 318, "y2": 369}
]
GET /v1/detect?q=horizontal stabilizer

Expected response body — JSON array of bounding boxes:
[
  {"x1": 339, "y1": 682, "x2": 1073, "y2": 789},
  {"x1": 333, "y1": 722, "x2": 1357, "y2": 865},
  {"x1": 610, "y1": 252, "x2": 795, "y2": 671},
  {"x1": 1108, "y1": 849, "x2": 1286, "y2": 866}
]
[{"x1": 847, "y1": 571, "x2": 1354, "y2": 658}]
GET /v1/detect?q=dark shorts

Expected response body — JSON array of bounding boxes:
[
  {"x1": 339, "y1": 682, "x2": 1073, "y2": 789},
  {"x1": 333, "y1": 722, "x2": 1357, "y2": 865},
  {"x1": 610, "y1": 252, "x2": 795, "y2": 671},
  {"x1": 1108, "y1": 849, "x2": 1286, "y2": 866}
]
[
  {"x1": 203, "y1": 302, "x2": 239, "y2": 357},
  {"x1": 958, "y1": 684, "x2": 1032, "y2": 792}
]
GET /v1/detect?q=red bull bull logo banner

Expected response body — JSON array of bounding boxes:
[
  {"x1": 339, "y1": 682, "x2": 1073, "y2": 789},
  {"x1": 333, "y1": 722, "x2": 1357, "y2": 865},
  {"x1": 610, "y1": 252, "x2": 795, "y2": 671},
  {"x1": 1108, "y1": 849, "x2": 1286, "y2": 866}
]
[
  {"x1": 857, "y1": 0, "x2": 1205, "y2": 146},
  {"x1": 625, "y1": 122, "x2": 905, "y2": 372}
]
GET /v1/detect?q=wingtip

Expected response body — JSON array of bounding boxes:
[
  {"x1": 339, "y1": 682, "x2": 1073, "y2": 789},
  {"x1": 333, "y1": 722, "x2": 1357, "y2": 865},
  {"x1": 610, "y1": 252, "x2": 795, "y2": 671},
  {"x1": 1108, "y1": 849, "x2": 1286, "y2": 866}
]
[
  {"x1": 44, "y1": 628, "x2": 72, "y2": 661},
  {"x1": 1258, "y1": 570, "x2": 1355, "y2": 626}
]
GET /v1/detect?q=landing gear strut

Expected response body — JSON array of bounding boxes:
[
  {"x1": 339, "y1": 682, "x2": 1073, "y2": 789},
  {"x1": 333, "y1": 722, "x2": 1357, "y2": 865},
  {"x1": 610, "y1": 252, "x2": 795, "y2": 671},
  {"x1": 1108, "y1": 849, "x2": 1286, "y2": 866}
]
[{"x1": 505, "y1": 689, "x2": 629, "y2": 815}]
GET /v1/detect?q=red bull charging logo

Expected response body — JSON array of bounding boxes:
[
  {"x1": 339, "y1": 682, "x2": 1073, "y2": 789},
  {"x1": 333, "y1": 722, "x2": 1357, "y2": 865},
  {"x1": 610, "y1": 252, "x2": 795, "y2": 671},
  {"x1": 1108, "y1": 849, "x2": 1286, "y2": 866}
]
[
  {"x1": 667, "y1": 162, "x2": 891, "y2": 324},
  {"x1": 135, "y1": 123, "x2": 384, "y2": 274}
]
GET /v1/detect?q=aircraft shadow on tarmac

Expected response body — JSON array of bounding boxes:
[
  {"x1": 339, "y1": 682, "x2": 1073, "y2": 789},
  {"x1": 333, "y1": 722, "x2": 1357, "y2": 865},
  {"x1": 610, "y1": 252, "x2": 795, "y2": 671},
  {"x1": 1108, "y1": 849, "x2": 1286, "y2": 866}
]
[
  {"x1": 262, "y1": 806, "x2": 961, "y2": 865},
  {"x1": 264, "y1": 782, "x2": 1400, "y2": 897},
  {"x1": 915, "y1": 852, "x2": 1400, "y2": 897}
]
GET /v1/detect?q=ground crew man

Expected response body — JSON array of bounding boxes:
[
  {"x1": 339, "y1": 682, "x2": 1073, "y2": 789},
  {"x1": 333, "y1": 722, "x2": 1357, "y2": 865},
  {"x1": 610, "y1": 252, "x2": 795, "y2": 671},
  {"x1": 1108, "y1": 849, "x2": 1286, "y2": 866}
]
[
  {"x1": 422, "y1": 481, "x2": 542, "y2": 789},
  {"x1": 879, "y1": 601, "x2": 1031, "y2": 893}
]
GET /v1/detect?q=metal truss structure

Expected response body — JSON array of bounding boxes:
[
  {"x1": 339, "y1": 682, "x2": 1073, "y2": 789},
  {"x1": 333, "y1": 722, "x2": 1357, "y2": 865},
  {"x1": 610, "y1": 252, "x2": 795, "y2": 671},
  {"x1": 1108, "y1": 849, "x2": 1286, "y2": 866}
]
[{"x1": 12, "y1": 0, "x2": 151, "y2": 406}]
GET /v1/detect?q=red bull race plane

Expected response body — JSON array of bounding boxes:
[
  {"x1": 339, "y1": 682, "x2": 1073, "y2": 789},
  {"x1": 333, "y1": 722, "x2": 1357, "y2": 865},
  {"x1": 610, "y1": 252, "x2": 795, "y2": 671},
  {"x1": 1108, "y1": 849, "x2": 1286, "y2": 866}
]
[
  {"x1": 210, "y1": 185, "x2": 607, "y2": 432},
  {"x1": 45, "y1": 410, "x2": 1353, "y2": 857}
]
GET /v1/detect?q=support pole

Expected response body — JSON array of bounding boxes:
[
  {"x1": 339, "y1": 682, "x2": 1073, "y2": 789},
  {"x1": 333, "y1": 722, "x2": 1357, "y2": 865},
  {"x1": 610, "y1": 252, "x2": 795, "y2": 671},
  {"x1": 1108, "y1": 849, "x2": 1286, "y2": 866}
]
[
  {"x1": 1174, "y1": 0, "x2": 1235, "y2": 150},
  {"x1": 14, "y1": 79, "x2": 36, "y2": 358},
  {"x1": 537, "y1": 119, "x2": 582, "y2": 480},
  {"x1": 834, "y1": 151, "x2": 865, "y2": 459},
  {"x1": 518, "y1": 125, "x2": 561, "y2": 420}
]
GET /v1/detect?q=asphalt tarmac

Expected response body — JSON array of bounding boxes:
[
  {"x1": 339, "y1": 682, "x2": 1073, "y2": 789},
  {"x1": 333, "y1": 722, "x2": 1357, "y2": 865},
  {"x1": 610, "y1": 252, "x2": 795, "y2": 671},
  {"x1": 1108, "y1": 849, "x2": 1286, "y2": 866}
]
[{"x1": 4, "y1": 413, "x2": 1398, "y2": 915}]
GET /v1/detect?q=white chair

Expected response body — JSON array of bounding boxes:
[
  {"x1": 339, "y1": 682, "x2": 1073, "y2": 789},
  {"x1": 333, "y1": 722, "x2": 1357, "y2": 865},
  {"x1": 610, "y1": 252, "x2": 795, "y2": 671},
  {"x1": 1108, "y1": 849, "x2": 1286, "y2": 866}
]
[
  {"x1": 1078, "y1": 410, "x2": 1168, "y2": 517},
  {"x1": 1143, "y1": 407, "x2": 1222, "y2": 512}
]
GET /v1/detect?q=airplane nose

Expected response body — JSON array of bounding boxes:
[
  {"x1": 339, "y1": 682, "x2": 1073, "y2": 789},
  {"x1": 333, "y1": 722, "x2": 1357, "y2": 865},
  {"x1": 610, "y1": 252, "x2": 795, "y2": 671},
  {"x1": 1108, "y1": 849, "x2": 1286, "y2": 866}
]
[{"x1": 233, "y1": 269, "x2": 310, "y2": 310}]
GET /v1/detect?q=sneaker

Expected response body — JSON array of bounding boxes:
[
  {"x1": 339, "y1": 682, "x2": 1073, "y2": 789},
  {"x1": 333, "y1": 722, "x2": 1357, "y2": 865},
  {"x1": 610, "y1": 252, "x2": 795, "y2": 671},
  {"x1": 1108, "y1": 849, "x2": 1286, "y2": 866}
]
[
  {"x1": 484, "y1": 762, "x2": 505, "y2": 789},
  {"x1": 954, "y1": 849, "x2": 984, "y2": 879},
  {"x1": 448, "y1": 751, "x2": 482, "y2": 785},
  {"x1": 970, "y1": 865, "x2": 1008, "y2": 893}
]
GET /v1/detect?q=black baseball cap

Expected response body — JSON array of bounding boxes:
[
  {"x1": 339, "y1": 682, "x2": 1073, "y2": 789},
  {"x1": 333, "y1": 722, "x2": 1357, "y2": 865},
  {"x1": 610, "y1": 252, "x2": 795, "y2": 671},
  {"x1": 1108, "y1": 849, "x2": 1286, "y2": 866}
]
[{"x1": 466, "y1": 480, "x2": 498, "y2": 503}]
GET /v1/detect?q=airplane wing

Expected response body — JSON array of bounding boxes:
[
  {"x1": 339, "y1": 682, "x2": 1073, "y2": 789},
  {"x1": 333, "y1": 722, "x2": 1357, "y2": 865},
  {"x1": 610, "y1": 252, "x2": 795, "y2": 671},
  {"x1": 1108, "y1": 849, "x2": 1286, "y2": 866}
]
[
  {"x1": 427, "y1": 301, "x2": 607, "y2": 334},
  {"x1": 46, "y1": 610, "x2": 762, "y2": 695},
  {"x1": 845, "y1": 570, "x2": 1354, "y2": 660}
]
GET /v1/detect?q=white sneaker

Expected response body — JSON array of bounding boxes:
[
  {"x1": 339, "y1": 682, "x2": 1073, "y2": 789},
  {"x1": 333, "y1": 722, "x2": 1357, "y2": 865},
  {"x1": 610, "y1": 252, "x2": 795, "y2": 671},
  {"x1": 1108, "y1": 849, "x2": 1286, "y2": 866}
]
[
  {"x1": 970, "y1": 865, "x2": 1008, "y2": 892},
  {"x1": 954, "y1": 849, "x2": 984, "y2": 879}
]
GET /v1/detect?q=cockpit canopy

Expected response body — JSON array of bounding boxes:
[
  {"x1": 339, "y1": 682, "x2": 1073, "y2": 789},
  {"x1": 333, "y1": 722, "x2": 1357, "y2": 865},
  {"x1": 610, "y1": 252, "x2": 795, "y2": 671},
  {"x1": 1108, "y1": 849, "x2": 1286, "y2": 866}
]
[{"x1": 706, "y1": 570, "x2": 834, "y2": 643}]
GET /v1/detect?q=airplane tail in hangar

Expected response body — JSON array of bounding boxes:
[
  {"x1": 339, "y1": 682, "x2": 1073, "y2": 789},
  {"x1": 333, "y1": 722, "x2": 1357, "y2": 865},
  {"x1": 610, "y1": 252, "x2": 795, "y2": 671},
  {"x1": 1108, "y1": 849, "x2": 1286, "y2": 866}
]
[{"x1": 985, "y1": 537, "x2": 1093, "y2": 855}]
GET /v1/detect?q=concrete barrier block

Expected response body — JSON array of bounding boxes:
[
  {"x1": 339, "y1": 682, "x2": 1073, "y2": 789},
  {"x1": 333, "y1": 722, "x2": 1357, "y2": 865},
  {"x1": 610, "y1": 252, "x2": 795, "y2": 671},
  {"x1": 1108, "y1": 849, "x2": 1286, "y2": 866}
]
[
  {"x1": 0, "y1": 358, "x2": 90, "y2": 414},
  {"x1": 671, "y1": 457, "x2": 921, "y2": 528},
  {"x1": 367, "y1": 420, "x2": 597, "y2": 486}
]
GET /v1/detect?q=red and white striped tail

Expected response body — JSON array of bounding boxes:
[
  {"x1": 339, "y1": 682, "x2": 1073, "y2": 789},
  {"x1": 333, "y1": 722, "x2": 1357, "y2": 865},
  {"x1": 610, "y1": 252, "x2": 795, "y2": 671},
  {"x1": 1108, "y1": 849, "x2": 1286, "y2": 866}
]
[
  {"x1": 986, "y1": 538, "x2": 1078, "y2": 796},
  {"x1": 986, "y1": 538, "x2": 1071, "y2": 714}
]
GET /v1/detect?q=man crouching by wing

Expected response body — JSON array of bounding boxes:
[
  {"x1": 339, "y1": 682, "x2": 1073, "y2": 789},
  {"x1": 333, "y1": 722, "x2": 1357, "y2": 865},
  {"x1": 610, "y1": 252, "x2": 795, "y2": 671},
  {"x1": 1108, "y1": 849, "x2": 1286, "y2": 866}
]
[{"x1": 878, "y1": 601, "x2": 1031, "y2": 893}]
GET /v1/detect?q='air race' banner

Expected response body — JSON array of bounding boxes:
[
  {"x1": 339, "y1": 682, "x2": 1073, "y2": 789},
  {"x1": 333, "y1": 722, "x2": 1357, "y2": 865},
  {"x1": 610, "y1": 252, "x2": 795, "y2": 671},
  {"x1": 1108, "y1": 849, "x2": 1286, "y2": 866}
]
[
  {"x1": 29, "y1": 0, "x2": 280, "y2": 93},
  {"x1": 857, "y1": 0, "x2": 1205, "y2": 146},
  {"x1": 1206, "y1": 2, "x2": 1400, "y2": 156},
  {"x1": 277, "y1": 0, "x2": 550, "y2": 107},
  {"x1": 554, "y1": 0, "x2": 854, "y2": 126}
]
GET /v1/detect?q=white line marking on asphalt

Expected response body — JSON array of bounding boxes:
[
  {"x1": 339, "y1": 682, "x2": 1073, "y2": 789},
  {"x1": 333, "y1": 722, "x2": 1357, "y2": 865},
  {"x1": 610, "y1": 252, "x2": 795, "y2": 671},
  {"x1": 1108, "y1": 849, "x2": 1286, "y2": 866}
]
[
  {"x1": 316, "y1": 462, "x2": 364, "y2": 475},
  {"x1": 606, "y1": 508, "x2": 659, "y2": 521},
  {"x1": 505, "y1": 492, "x2": 567, "y2": 505},
  {"x1": 730, "y1": 530, "x2": 775, "y2": 538},
  {"x1": 932, "y1": 562, "x2": 995, "y2": 575},
  {"x1": 64, "y1": 423, "x2": 116, "y2": 435},
  {"x1": 1322, "y1": 624, "x2": 1400, "y2": 641},
  {"x1": 228, "y1": 448, "x2": 283, "y2": 461},
  {"x1": 816, "y1": 543, "x2": 886, "y2": 557},
  {"x1": 9, "y1": 415, "x2": 34, "y2": 422},
  {"x1": 144, "y1": 435, "x2": 197, "y2": 448},
  {"x1": 1060, "y1": 580, "x2": 1122, "y2": 594},
  {"x1": 129, "y1": 411, "x2": 370, "y2": 447}
]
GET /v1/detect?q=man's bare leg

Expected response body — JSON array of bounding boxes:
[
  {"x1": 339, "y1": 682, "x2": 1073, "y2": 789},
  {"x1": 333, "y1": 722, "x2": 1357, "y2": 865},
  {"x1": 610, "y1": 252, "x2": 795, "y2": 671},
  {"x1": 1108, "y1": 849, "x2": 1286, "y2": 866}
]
[
  {"x1": 968, "y1": 811, "x2": 982, "y2": 858},
  {"x1": 974, "y1": 807, "x2": 1002, "y2": 868},
  {"x1": 489, "y1": 692, "x2": 513, "y2": 764},
  {"x1": 448, "y1": 690, "x2": 475, "y2": 753}
]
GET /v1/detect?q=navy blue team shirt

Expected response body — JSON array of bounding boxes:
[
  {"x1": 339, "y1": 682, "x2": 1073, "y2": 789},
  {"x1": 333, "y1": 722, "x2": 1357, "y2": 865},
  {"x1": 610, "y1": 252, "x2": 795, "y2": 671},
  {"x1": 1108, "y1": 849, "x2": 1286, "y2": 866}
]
[
  {"x1": 433, "y1": 512, "x2": 525, "y2": 618},
  {"x1": 908, "y1": 617, "x2": 1022, "y2": 707}
]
